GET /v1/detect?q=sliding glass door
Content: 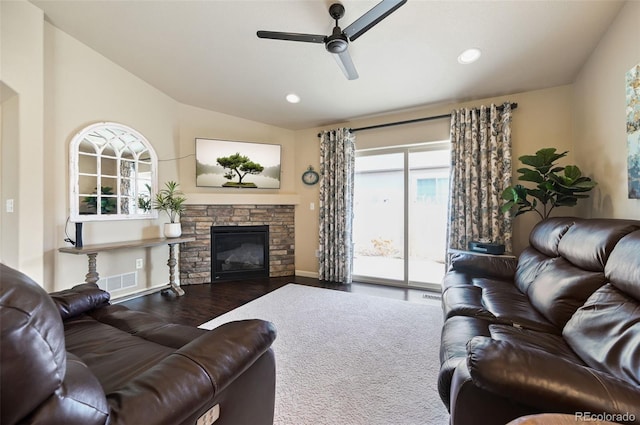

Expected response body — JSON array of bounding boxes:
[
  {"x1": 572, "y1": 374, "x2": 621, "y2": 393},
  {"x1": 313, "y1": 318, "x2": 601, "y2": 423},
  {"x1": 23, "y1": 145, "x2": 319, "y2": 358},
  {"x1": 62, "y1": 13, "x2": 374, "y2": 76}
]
[
  {"x1": 353, "y1": 152, "x2": 405, "y2": 281},
  {"x1": 353, "y1": 142, "x2": 450, "y2": 290}
]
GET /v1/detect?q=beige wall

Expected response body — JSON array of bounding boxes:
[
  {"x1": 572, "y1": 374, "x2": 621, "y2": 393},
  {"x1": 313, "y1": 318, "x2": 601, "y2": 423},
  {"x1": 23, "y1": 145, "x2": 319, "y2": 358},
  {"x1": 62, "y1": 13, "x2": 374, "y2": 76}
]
[
  {"x1": 0, "y1": 0, "x2": 45, "y2": 282},
  {"x1": 1, "y1": 92, "x2": 19, "y2": 268},
  {"x1": 573, "y1": 0, "x2": 640, "y2": 219},
  {"x1": 44, "y1": 22, "x2": 181, "y2": 292},
  {"x1": 294, "y1": 85, "x2": 576, "y2": 276},
  {"x1": 177, "y1": 103, "x2": 296, "y2": 197}
]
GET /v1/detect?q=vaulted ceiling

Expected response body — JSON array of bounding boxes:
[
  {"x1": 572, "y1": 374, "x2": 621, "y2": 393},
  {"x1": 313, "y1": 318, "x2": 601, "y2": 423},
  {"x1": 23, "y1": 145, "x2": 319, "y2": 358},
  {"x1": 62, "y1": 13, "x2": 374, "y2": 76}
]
[{"x1": 31, "y1": 0, "x2": 624, "y2": 130}]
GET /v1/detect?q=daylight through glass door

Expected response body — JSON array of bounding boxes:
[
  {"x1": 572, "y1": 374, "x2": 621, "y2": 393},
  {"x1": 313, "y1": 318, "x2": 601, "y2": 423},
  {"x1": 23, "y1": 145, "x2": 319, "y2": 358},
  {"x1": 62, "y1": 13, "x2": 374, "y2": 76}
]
[{"x1": 353, "y1": 142, "x2": 450, "y2": 289}]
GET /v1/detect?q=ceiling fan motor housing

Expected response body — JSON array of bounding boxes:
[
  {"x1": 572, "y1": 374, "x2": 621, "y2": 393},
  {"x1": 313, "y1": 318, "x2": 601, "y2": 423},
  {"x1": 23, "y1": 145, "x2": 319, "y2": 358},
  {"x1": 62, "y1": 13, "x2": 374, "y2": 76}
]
[{"x1": 325, "y1": 29, "x2": 348, "y2": 53}]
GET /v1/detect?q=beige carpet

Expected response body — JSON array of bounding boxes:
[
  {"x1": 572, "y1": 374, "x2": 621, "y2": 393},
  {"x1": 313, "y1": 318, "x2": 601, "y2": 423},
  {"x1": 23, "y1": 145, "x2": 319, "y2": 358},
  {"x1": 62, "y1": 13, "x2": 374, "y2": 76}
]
[{"x1": 200, "y1": 284, "x2": 449, "y2": 425}]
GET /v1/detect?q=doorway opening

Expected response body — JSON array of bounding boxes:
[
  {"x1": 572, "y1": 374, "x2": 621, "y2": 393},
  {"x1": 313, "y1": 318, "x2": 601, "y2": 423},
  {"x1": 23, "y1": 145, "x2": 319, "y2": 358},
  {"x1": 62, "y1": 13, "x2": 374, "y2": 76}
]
[{"x1": 352, "y1": 141, "x2": 450, "y2": 290}]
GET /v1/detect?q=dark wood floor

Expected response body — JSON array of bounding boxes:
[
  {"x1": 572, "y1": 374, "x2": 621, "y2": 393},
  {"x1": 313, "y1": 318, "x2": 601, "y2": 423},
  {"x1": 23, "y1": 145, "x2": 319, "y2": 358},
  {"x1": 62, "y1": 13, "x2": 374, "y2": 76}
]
[{"x1": 118, "y1": 276, "x2": 439, "y2": 327}]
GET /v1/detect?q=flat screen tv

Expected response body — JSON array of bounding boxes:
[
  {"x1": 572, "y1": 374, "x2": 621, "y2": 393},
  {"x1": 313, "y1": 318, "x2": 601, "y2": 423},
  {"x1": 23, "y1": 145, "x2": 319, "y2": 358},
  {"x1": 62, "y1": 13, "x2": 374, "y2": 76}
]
[{"x1": 195, "y1": 138, "x2": 281, "y2": 189}]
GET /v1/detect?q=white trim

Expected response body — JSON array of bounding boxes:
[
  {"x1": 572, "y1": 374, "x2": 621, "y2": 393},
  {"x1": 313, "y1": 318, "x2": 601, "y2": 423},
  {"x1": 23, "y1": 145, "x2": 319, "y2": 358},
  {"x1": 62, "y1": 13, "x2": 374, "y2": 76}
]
[{"x1": 295, "y1": 270, "x2": 319, "y2": 278}]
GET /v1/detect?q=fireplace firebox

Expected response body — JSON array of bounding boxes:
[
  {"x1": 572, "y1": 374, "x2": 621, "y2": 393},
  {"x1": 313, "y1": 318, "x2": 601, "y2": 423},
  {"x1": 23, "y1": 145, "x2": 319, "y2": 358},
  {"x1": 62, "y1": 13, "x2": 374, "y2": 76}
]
[{"x1": 210, "y1": 225, "x2": 269, "y2": 281}]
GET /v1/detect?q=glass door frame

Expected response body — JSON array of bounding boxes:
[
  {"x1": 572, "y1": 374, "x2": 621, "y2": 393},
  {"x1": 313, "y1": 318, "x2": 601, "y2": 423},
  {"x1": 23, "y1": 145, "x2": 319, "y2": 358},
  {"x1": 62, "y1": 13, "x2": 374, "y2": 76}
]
[{"x1": 352, "y1": 140, "x2": 450, "y2": 292}]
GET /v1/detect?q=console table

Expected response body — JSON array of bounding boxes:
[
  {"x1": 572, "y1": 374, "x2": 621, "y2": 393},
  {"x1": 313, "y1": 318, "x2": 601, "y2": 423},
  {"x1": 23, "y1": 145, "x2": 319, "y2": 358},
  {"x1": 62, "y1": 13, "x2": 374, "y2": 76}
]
[{"x1": 59, "y1": 236, "x2": 195, "y2": 296}]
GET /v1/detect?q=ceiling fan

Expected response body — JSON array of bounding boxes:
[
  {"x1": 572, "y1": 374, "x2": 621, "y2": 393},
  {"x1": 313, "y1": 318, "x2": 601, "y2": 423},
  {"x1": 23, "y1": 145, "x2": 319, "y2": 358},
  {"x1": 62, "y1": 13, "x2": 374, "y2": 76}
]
[{"x1": 257, "y1": 0, "x2": 407, "y2": 80}]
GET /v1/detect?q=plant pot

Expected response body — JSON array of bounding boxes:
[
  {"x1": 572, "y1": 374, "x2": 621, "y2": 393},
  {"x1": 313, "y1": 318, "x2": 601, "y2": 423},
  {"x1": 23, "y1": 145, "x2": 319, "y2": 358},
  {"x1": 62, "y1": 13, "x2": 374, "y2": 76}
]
[{"x1": 164, "y1": 223, "x2": 182, "y2": 238}]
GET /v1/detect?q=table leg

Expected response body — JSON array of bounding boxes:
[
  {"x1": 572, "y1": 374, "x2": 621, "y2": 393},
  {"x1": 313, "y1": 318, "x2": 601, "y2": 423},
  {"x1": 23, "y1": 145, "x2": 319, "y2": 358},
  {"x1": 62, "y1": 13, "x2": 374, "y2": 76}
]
[
  {"x1": 166, "y1": 243, "x2": 185, "y2": 296},
  {"x1": 86, "y1": 253, "x2": 99, "y2": 284}
]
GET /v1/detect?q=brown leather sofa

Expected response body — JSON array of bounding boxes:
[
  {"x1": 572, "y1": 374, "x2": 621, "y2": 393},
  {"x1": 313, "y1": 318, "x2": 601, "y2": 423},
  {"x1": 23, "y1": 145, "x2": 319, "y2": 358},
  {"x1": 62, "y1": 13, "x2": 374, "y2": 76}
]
[
  {"x1": 0, "y1": 263, "x2": 277, "y2": 425},
  {"x1": 438, "y1": 217, "x2": 640, "y2": 425}
]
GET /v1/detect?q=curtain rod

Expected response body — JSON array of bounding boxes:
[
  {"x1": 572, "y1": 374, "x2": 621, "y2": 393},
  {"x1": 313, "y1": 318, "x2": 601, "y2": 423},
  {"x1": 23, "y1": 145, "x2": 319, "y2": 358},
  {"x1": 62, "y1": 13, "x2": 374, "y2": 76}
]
[{"x1": 317, "y1": 102, "x2": 518, "y2": 137}]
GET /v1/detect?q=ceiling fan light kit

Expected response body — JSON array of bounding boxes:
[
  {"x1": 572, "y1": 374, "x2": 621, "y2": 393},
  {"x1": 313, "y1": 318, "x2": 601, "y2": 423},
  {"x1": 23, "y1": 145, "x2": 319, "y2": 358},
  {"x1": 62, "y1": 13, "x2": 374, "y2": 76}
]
[{"x1": 257, "y1": 0, "x2": 407, "y2": 80}]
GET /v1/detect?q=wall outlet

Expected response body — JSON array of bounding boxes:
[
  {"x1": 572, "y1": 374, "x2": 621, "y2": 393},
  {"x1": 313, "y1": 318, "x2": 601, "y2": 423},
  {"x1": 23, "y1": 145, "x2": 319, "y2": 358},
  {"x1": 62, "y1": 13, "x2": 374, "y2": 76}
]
[
  {"x1": 6, "y1": 199, "x2": 14, "y2": 213},
  {"x1": 310, "y1": 202, "x2": 315, "y2": 210},
  {"x1": 135, "y1": 258, "x2": 144, "y2": 269}
]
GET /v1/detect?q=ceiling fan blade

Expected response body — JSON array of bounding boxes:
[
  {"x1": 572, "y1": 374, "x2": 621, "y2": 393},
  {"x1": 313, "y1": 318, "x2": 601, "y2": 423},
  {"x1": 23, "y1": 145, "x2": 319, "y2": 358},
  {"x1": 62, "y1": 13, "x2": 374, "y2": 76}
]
[
  {"x1": 333, "y1": 50, "x2": 359, "y2": 80},
  {"x1": 257, "y1": 31, "x2": 326, "y2": 44},
  {"x1": 343, "y1": 0, "x2": 407, "y2": 42}
]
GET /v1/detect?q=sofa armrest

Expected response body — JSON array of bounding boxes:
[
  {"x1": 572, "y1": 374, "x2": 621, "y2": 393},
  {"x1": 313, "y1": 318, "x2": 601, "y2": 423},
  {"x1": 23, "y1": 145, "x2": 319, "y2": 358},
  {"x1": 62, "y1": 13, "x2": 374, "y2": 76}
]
[
  {"x1": 450, "y1": 252, "x2": 518, "y2": 280},
  {"x1": 106, "y1": 319, "x2": 277, "y2": 425},
  {"x1": 49, "y1": 283, "x2": 111, "y2": 320},
  {"x1": 466, "y1": 336, "x2": 640, "y2": 422}
]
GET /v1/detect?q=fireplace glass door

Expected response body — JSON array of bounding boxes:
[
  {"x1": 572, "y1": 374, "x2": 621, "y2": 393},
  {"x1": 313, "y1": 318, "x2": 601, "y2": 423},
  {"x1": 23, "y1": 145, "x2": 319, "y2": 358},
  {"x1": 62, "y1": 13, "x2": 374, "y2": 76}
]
[{"x1": 211, "y1": 225, "x2": 269, "y2": 281}]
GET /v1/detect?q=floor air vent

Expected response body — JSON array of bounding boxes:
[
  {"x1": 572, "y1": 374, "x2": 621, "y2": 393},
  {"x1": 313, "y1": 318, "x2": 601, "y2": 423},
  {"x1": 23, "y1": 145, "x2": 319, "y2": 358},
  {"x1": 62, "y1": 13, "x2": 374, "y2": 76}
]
[{"x1": 97, "y1": 272, "x2": 137, "y2": 292}]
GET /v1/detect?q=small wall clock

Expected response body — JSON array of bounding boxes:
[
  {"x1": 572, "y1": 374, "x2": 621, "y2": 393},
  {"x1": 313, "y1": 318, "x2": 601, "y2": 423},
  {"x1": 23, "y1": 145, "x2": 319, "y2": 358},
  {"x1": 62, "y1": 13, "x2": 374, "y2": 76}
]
[{"x1": 302, "y1": 166, "x2": 320, "y2": 186}]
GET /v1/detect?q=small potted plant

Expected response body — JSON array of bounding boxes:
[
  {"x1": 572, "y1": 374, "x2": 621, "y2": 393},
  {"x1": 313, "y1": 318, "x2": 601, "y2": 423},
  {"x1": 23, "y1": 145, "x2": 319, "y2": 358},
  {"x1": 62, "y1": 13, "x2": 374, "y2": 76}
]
[{"x1": 153, "y1": 180, "x2": 186, "y2": 237}]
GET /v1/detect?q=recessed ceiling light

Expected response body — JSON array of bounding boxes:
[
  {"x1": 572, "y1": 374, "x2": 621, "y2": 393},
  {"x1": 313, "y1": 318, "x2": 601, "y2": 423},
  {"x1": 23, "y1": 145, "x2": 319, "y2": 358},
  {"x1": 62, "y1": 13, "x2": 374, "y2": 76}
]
[
  {"x1": 458, "y1": 48, "x2": 482, "y2": 64},
  {"x1": 286, "y1": 93, "x2": 301, "y2": 104}
]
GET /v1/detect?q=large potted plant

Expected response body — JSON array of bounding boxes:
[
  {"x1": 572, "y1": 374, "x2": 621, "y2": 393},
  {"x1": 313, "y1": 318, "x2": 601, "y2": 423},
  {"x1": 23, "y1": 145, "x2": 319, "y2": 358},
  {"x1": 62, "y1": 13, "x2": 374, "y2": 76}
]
[
  {"x1": 501, "y1": 148, "x2": 597, "y2": 220},
  {"x1": 153, "y1": 181, "x2": 187, "y2": 237}
]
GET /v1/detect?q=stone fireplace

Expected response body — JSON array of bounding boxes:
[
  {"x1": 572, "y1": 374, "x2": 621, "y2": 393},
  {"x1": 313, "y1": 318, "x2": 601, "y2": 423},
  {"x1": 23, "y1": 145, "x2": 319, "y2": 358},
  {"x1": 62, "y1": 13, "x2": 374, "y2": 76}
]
[{"x1": 179, "y1": 204, "x2": 295, "y2": 284}]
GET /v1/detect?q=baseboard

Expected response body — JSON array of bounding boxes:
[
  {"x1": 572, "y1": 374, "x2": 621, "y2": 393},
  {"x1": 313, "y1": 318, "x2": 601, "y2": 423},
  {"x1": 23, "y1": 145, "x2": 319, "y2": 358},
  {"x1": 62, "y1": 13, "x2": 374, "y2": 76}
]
[
  {"x1": 295, "y1": 270, "x2": 319, "y2": 278},
  {"x1": 111, "y1": 284, "x2": 171, "y2": 303}
]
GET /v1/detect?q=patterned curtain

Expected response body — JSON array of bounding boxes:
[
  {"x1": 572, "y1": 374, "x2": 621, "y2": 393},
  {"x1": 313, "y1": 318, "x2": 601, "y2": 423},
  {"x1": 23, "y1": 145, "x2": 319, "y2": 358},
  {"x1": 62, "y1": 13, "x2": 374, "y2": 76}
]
[
  {"x1": 447, "y1": 103, "x2": 513, "y2": 255},
  {"x1": 319, "y1": 128, "x2": 356, "y2": 284}
]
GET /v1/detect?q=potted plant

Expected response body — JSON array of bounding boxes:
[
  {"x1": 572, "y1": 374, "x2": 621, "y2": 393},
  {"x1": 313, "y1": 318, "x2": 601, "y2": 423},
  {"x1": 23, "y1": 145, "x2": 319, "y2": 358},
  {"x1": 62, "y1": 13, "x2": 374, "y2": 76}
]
[
  {"x1": 137, "y1": 183, "x2": 153, "y2": 213},
  {"x1": 84, "y1": 186, "x2": 117, "y2": 214},
  {"x1": 501, "y1": 148, "x2": 597, "y2": 220},
  {"x1": 153, "y1": 180, "x2": 187, "y2": 237}
]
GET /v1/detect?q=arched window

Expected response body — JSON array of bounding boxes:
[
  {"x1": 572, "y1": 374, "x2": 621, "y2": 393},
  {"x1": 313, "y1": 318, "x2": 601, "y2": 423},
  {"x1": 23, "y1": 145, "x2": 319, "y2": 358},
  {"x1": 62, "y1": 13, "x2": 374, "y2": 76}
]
[{"x1": 69, "y1": 122, "x2": 158, "y2": 221}]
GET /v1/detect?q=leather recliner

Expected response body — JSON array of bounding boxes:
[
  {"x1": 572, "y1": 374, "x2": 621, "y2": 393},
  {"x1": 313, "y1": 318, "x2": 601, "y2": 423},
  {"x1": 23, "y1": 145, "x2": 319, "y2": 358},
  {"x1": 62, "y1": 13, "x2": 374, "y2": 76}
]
[
  {"x1": 0, "y1": 263, "x2": 277, "y2": 425},
  {"x1": 439, "y1": 218, "x2": 640, "y2": 425}
]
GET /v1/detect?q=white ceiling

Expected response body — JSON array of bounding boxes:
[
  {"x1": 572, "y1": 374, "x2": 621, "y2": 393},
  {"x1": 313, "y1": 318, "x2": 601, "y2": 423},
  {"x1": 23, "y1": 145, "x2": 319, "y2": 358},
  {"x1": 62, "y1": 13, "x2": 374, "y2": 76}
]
[{"x1": 31, "y1": 0, "x2": 624, "y2": 130}]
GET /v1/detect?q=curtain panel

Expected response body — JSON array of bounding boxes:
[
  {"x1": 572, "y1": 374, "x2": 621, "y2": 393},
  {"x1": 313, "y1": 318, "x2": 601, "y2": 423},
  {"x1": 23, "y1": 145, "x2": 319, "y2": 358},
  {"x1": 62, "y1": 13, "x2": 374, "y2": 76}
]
[
  {"x1": 447, "y1": 103, "x2": 513, "y2": 254},
  {"x1": 318, "y1": 128, "x2": 356, "y2": 284}
]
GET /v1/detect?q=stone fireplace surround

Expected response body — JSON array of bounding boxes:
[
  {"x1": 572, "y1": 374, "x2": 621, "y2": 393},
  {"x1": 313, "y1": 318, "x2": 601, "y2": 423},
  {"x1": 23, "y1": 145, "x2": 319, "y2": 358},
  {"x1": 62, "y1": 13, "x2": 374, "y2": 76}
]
[{"x1": 179, "y1": 204, "x2": 295, "y2": 285}]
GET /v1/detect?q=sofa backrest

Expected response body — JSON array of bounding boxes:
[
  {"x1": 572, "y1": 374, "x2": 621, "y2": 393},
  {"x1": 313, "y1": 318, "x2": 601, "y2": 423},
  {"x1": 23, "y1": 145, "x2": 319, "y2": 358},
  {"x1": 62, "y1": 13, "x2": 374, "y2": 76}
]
[
  {"x1": 0, "y1": 264, "x2": 108, "y2": 425},
  {"x1": 563, "y1": 229, "x2": 640, "y2": 386},
  {"x1": 514, "y1": 217, "x2": 575, "y2": 294},
  {"x1": 516, "y1": 218, "x2": 639, "y2": 329}
]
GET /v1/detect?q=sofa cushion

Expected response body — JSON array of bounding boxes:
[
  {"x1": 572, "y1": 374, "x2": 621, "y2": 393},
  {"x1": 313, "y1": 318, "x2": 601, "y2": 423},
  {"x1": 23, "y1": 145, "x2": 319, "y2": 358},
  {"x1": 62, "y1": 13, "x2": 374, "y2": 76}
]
[
  {"x1": 526, "y1": 258, "x2": 606, "y2": 329},
  {"x1": 64, "y1": 315, "x2": 175, "y2": 393},
  {"x1": 557, "y1": 219, "x2": 640, "y2": 272},
  {"x1": 480, "y1": 285, "x2": 557, "y2": 333},
  {"x1": 89, "y1": 304, "x2": 207, "y2": 348},
  {"x1": 488, "y1": 324, "x2": 583, "y2": 365},
  {"x1": 528, "y1": 217, "x2": 575, "y2": 257},
  {"x1": 514, "y1": 247, "x2": 557, "y2": 294},
  {"x1": 605, "y1": 229, "x2": 640, "y2": 299},
  {"x1": 563, "y1": 284, "x2": 640, "y2": 386}
]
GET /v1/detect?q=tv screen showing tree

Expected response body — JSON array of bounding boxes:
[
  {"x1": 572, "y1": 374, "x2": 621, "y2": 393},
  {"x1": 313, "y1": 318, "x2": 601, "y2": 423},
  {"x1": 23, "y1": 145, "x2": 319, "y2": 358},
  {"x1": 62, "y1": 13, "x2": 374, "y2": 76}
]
[{"x1": 195, "y1": 138, "x2": 281, "y2": 189}]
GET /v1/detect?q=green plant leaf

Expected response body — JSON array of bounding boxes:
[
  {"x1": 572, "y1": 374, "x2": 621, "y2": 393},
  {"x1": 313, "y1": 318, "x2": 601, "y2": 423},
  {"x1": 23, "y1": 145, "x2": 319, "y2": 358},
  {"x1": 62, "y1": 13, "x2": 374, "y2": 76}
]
[
  {"x1": 500, "y1": 201, "x2": 516, "y2": 213},
  {"x1": 501, "y1": 187, "x2": 517, "y2": 201},
  {"x1": 517, "y1": 169, "x2": 544, "y2": 183},
  {"x1": 563, "y1": 165, "x2": 582, "y2": 181}
]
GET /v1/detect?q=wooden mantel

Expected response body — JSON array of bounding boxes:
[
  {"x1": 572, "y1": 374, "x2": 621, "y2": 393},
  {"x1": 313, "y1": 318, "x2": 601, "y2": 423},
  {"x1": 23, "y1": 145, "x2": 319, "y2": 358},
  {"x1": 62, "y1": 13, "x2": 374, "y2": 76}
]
[{"x1": 184, "y1": 192, "x2": 301, "y2": 206}]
